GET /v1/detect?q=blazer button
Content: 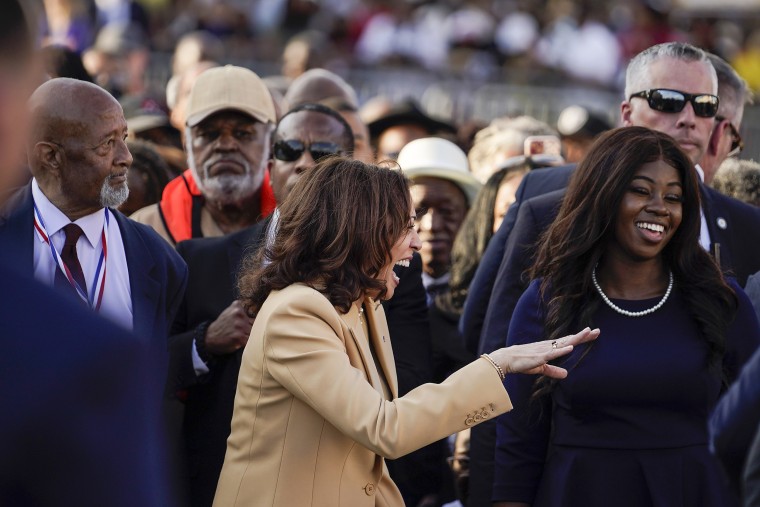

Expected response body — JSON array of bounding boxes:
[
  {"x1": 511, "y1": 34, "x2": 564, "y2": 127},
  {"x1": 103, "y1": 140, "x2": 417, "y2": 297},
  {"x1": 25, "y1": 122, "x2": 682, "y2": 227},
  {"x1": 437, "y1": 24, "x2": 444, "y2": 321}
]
[
  {"x1": 465, "y1": 417, "x2": 474, "y2": 426},
  {"x1": 474, "y1": 414, "x2": 482, "y2": 422},
  {"x1": 364, "y1": 483, "x2": 375, "y2": 495}
]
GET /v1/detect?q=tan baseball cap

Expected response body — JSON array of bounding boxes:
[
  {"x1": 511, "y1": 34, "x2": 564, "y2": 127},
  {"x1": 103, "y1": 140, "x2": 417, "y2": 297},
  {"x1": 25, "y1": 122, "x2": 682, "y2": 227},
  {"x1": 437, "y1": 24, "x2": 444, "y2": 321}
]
[{"x1": 185, "y1": 65, "x2": 276, "y2": 127}]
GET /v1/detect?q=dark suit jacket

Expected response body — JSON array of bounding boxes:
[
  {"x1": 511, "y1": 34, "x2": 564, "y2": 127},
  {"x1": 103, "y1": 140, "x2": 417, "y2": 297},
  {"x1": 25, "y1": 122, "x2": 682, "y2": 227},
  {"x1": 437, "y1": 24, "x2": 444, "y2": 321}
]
[
  {"x1": 382, "y1": 254, "x2": 447, "y2": 507},
  {"x1": 700, "y1": 184, "x2": 760, "y2": 286},
  {"x1": 711, "y1": 344, "x2": 760, "y2": 497},
  {"x1": 168, "y1": 224, "x2": 267, "y2": 507},
  {"x1": 0, "y1": 265, "x2": 174, "y2": 507},
  {"x1": 460, "y1": 165, "x2": 575, "y2": 355},
  {"x1": 480, "y1": 189, "x2": 566, "y2": 354},
  {"x1": 743, "y1": 424, "x2": 760, "y2": 506},
  {"x1": 169, "y1": 225, "x2": 436, "y2": 507},
  {"x1": 0, "y1": 185, "x2": 188, "y2": 379}
]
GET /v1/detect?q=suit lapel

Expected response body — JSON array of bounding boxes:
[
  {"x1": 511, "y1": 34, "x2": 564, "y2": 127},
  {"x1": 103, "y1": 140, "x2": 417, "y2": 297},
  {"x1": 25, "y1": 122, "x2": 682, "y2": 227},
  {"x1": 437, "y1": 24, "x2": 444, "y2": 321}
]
[
  {"x1": 364, "y1": 297, "x2": 399, "y2": 399},
  {"x1": 341, "y1": 303, "x2": 388, "y2": 395},
  {"x1": 700, "y1": 185, "x2": 732, "y2": 272},
  {"x1": 227, "y1": 223, "x2": 267, "y2": 293},
  {"x1": 113, "y1": 211, "x2": 160, "y2": 342}
]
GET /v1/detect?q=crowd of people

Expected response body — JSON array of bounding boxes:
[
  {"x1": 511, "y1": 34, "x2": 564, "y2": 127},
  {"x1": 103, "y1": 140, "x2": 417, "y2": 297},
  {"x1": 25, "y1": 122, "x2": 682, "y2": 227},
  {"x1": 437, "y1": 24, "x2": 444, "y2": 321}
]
[
  {"x1": 32, "y1": 0, "x2": 760, "y2": 91},
  {"x1": 6, "y1": 1, "x2": 760, "y2": 507}
]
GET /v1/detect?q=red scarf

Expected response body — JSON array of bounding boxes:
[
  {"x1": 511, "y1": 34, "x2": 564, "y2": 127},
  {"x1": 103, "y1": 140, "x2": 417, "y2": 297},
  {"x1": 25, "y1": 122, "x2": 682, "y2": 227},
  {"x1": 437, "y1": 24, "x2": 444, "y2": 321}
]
[{"x1": 158, "y1": 168, "x2": 276, "y2": 243}]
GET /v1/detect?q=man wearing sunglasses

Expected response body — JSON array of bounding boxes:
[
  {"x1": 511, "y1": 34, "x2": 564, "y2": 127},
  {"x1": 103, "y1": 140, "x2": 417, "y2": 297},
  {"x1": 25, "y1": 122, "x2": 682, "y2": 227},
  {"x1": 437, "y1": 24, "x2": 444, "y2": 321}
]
[
  {"x1": 620, "y1": 44, "x2": 760, "y2": 281},
  {"x1": 283, "y1": 68, "x2": 375, "y2": 163},
  {"x1": 164, "y1": 102, "x2": 354, "y2": 507},
  {"x1": 699, "y1": 53, "x2": 752, "y2": 185},
  {"x1": 269, "y1": 103, "x2": 354, "y2": 203}
]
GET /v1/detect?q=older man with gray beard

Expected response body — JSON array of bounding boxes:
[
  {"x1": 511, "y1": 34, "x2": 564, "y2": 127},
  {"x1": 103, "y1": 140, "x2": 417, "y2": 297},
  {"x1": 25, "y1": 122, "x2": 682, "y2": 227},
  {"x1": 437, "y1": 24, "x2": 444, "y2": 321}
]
[{"x1": 131, "y1": 65, "x2": 277, "y2": 245}]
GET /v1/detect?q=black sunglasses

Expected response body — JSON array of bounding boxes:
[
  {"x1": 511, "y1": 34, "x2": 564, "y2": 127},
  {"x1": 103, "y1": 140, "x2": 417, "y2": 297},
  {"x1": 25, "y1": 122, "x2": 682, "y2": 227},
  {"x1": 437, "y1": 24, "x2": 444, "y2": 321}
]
[
  {"x1": 715, "y1": 115, "x2": 744, "y2": 157},
  {"x1": 629, "y1": 88, "x2": 720, "y2": 118},
  {"x1": 273, "y1": 139, "x2": 342, "y2": 162}
]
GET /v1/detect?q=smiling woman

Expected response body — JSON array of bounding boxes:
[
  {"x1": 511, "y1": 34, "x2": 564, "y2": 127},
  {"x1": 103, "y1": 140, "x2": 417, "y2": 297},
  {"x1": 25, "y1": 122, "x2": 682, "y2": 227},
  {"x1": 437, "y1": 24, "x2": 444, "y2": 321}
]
[
  {"x1": 492, "y1": 126, "x2": 760, "y2": 507},
  {"x1": 214, "y1": 157, "x2": 599, "y2": 507}
]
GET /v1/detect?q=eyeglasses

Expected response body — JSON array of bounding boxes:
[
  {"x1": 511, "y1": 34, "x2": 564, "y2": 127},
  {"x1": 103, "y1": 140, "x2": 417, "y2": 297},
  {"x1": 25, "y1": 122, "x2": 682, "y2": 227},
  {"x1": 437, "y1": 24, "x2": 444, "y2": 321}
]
[
  {"x1": 629, "y1": 88, "x2": 720, "y2": 118},
  {"x1": 715, "y1": 115, "x2": 744, "y2": 157},
  {"x1": 273, "y1": 139, "x2": 342, "y2": 162}
]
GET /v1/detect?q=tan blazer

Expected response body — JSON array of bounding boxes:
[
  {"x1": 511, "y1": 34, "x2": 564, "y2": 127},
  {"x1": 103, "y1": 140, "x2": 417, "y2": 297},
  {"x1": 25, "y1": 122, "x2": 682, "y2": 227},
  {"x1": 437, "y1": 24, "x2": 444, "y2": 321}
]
[{"x1": 213, "y1": 284, "x2": 512, "y2": 507}]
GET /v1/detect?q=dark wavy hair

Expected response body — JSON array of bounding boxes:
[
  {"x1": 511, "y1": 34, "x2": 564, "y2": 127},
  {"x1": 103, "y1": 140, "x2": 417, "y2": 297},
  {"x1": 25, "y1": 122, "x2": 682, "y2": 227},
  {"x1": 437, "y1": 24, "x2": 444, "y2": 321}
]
[
  {"x1": 531, "y1": 126, "x2": 737, "y2": 396},
  {"x1": 238, "y1": 156, "x2": 411, "y2": 316}
]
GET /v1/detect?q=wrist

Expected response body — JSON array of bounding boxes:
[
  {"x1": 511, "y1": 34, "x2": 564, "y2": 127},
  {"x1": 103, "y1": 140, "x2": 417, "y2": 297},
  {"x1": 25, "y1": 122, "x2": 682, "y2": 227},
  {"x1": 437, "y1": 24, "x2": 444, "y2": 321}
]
[
  {"x1": 194, "y1": 321, "x2": 216, "y2": 366},
  {"x1": 481, "y1": 353, "x2": 505, "y2": 381}
]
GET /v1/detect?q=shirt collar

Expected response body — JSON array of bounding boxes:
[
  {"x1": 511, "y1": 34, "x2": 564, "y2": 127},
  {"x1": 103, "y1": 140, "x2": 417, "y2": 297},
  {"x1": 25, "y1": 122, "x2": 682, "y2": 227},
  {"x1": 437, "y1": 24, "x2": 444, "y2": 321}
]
[
  {"x1": 422, "y1": 271, "x2": 450, "y2": 290},
  {"x1": 695, "y1": 164, "x2": 705, "y2": 183},
  {"x1": 32, "y1": 178, "x2": 106, "y2": 248}
]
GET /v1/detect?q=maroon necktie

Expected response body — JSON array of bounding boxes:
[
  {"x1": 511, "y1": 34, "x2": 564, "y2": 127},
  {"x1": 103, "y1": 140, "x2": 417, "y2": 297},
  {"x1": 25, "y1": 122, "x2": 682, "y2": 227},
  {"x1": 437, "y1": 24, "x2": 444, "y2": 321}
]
[{"x1": 54, "y1": 223, "x2": 87, "y2": 298}]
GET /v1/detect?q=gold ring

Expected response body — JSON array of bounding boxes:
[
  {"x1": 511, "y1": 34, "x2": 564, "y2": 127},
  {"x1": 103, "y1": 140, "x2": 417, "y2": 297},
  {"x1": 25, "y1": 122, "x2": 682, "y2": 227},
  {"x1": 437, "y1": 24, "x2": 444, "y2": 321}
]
[{"x1": 551, "y1": 340, "x2": 558, "y2": 349}]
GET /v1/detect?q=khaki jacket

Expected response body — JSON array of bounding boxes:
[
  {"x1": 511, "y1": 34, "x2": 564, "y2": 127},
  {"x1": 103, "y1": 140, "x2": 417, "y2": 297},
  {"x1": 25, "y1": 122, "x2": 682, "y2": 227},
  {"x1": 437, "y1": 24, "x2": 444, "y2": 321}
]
[{"x1": 213, "y1": 284, "x2": 512, "y2": 507}]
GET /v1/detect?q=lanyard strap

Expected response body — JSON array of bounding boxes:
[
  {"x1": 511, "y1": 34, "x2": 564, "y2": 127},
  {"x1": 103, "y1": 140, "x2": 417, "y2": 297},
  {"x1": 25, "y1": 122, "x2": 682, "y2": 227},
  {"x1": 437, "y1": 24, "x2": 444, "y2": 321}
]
[{"x1": 33, "y1": 203, "x2": 109, "y2": 311}]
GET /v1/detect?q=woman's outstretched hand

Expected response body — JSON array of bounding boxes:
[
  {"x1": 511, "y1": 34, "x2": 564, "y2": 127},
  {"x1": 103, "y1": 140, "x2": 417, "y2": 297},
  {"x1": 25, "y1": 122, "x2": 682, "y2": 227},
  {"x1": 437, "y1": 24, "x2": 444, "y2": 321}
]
[{"x1": 489, "y1": 327, "x2": 600, "y2": 379}]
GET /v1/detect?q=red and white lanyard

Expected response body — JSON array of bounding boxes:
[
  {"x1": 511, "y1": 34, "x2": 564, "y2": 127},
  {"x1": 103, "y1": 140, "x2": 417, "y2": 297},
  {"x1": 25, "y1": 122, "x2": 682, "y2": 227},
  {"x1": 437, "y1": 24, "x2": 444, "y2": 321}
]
[{"x1": 33, "y1": 203, "x2": 108, "y2": 311}]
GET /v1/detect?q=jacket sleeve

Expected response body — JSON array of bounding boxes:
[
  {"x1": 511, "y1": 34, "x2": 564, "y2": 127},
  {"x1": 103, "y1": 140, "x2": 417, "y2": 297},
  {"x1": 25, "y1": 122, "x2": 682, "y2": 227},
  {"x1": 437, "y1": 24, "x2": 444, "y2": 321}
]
[
  {"x1": 709, "y1": 280, "x2": 760, "y2": 486},
  {"x1": 460, "y1": 188, "x2": 523, "y2": 355},
  {"x1": 479, "y1": 194, "x2": 545, "y2": 355},
  {"x1": 493, "y1": 280, "x2": 552, "y2": 503},
  {"x1": 262, "y1": 295, "x2": 513, "y2": 460}
]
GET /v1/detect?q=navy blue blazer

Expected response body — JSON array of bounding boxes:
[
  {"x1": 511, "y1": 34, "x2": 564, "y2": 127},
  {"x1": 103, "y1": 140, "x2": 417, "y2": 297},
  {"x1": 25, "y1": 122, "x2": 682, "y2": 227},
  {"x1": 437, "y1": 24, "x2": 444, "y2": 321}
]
[
  {"x1": 710, "y1": 341, "x2": 760, "y2": 495},
  {"x1": 0, "y1": 185, "x2": 188, "y2": 370},
  {"x1": 460, "y1": 164, "x2": 574, "y2": 355},
  {"x1": 0, "y1": 265, "x2": 174, "y2": 507}
]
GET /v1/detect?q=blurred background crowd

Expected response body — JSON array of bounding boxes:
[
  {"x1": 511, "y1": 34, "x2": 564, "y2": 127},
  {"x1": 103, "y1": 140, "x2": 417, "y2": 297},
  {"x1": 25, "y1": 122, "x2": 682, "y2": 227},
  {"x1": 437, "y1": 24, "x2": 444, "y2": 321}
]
[{"x1": 29, "y1": 0, "x2": 760, "y2": 159}]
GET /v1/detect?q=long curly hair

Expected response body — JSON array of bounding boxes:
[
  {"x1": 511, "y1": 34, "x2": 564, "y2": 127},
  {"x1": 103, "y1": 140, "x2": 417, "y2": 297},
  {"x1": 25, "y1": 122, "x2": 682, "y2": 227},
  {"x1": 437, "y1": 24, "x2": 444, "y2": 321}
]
[
  {"x1": 531, "y1": 126, "x2": 737, "y2": 397},
  {"x1": 238, "y1": 156, "x2": 412, "y2": 316}
]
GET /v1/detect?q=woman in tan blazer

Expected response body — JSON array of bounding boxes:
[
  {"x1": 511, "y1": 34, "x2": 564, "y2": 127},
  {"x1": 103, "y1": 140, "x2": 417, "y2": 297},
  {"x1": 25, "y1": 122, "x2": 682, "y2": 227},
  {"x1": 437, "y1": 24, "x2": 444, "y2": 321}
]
[{"x1": 213, "y1": 158, "x2": 598, "y2": 507}]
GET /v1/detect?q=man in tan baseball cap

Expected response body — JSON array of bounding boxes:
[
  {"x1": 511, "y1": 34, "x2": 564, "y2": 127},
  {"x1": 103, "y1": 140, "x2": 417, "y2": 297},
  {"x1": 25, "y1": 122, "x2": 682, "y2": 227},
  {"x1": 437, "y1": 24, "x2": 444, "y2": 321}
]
[{"x1": 131, "y1": 65, "x2": 277, "y2": 245}]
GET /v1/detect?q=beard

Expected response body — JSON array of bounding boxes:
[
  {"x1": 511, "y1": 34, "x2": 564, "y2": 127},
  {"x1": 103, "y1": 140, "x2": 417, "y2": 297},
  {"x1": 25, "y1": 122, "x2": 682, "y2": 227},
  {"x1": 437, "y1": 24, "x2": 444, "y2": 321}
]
[
  {"x1": 189, "y1": 152, "x2": 265, "y2": 207},
  {"x1": 99, "y1": 174, "x2": 130, "y2": 208}
]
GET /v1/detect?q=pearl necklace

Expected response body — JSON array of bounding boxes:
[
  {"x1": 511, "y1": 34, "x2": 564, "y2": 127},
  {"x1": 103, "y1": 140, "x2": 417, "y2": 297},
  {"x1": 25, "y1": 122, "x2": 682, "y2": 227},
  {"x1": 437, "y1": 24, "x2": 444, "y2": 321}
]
[{"x1": 592, "y1": 266, "x2": 674, "y2": 317}]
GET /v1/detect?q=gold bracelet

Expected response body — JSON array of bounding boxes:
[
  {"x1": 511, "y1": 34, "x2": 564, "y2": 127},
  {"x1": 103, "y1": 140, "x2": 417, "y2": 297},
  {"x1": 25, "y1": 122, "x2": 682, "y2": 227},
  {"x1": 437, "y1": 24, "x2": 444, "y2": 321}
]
[{"x1": 481, "y1": 353, "x2": 505, "y2": 381}]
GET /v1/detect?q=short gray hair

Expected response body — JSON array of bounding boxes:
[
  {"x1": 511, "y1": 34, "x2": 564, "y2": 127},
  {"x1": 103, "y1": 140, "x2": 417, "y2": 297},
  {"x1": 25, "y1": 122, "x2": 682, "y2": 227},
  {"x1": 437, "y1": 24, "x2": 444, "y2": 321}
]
[
  {"x1": 624, "y1": 42, "x2": 718, "y2": 99},
  {"x1": 707, "y1": 52, "x2": 753, "y2": 127}
]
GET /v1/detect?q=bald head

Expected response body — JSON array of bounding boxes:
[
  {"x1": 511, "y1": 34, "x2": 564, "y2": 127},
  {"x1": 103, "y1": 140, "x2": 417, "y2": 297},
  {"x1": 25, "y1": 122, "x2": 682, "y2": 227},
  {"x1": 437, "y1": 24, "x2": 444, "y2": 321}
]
[
  {"x1": 28, "y1": 78, "x2": 131, "y2": 219},
  {"x1": 284, "y1": 69, "x2": 359, "y2": 111},
  {"x1": 283, "y1": 69, "x2": 375, "y2": 162},
  {"x1": 29, "y1": 78, "x2": 121, "y2": 149}
]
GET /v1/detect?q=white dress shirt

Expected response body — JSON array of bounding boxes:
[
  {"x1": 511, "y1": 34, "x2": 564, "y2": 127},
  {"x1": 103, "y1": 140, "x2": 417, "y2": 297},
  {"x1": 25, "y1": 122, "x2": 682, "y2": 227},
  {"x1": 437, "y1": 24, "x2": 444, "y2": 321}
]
[
  {"x1": 695, "y1": 164, "x2": 711, "y2": 252},
  {"x1": 32, "y1": 179, "x2": 133, "y2": 330}
]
